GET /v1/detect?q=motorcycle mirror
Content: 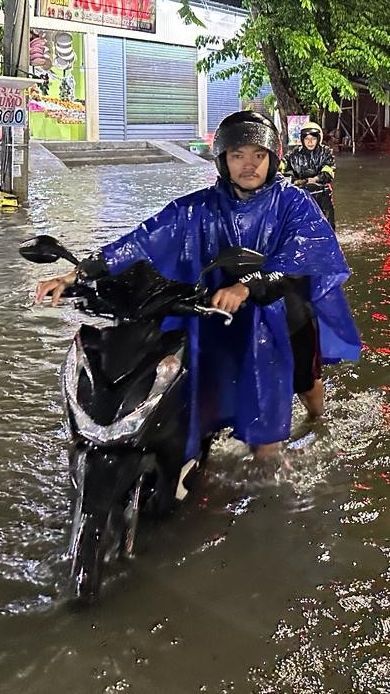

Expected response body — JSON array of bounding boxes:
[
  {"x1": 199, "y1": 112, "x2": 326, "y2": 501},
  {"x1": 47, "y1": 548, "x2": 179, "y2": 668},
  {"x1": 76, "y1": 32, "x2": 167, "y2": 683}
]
[
  {"x1": 201, "y1": 247, "x2": 265, "y2": 278},
  {"x1": 19, "y1": 235, "x2": 79, "y2": 265}
]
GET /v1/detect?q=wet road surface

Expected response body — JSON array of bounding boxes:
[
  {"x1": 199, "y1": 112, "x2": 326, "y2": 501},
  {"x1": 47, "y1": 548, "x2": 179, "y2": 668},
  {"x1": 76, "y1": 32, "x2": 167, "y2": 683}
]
[{"x1": 0, "y1": 155, "x2": 389, "y2": 693}]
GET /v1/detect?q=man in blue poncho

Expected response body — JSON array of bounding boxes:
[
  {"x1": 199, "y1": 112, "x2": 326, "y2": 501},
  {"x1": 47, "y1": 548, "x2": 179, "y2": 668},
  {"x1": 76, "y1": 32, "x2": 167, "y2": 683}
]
[{"x1": 36, "y1": 111, "x2": 361, "y2": 464}]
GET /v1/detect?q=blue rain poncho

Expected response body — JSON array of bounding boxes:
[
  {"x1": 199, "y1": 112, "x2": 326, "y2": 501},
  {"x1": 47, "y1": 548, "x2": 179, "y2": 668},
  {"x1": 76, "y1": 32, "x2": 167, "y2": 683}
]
[{"x1": 102, "y1": 174, "x2": 361, "y2": 458}]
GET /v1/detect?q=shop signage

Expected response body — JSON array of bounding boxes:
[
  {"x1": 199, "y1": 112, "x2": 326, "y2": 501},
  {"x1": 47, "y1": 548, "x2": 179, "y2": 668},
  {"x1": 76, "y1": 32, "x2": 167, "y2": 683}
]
[
  {"x1": 36, "y1": 0, "x2": 156, "y2": 33},
  {"x1": 287, "y1": 115, "x2": 310, "y2": 146},
  {"x1": 0, "y1": 87, "x2": 26, "y2": 127}
]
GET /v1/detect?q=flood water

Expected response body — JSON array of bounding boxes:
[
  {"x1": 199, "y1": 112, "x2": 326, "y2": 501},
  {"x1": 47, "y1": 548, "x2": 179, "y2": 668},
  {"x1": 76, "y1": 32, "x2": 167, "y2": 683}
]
[{"x1": 0, "y1": 155, "x2": 389, "y2": 694}]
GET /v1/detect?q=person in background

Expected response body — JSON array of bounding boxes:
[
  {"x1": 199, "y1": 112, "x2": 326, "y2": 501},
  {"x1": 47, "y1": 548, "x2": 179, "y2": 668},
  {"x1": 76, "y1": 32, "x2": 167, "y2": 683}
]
[{"x1": 280, "y1": 121, "x2": 336, "y2": 229}]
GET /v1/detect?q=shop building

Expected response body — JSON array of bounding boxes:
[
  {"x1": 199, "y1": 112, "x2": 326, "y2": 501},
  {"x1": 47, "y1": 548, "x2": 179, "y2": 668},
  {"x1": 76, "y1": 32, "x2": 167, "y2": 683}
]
[{"x1": 5, "y1": 0, "x2": 255, "y2": 142}]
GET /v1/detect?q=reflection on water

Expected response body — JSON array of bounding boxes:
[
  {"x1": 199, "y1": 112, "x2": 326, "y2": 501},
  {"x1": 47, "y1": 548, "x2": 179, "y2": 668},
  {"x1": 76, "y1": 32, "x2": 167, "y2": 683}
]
[{"x1": 0, "y1": 157, "x2": 389, "y2": 693}]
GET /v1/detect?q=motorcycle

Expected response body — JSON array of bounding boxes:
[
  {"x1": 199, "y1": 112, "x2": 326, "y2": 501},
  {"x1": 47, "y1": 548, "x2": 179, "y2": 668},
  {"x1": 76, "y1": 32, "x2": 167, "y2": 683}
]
[
  {"x1": 19, "y1": 235, "x2": 264, "y2": 602},
  {"x1": 293, "y1": 177, "x2": 335, "y2": 230}
]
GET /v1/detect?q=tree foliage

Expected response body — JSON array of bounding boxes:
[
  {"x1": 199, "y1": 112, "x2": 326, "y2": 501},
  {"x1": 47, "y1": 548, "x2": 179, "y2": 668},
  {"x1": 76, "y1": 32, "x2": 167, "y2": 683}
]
[{"x1": 180, "y1": 0, "x2": 390, "y2": 138}]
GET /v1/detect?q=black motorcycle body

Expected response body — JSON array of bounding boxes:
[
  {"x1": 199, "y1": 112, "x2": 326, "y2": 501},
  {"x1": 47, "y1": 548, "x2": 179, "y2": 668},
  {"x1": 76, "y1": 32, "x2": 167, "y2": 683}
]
[
  {"x1": 58, "y1": 263, "x2": 205, "y2": 600},
  {"x1": 20, "y1": 236, "x2": 264, "y2": 601},
  {"x1": 65, "y1": 305, "x2": 190, "y2": 599},
  {"x1": 294, "y1": 178, "x2": 335, "y2": 230}
]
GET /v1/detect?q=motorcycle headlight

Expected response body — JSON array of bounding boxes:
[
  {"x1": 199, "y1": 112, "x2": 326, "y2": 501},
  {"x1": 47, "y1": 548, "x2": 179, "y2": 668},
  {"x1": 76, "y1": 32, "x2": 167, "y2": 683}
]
[
  {"x1": 150, "y1": 354, "x2": 182, "y2": 395},
  {"x1": 63, "y1": 345, "x2": 184, "y2": 445}
]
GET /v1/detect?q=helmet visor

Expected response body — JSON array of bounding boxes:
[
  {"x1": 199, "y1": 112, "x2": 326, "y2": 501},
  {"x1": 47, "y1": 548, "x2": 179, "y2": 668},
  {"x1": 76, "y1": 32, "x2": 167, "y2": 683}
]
[
  {"x1": 213, "y1": 121, "x2": 281, "y2": 160},
  {"x1": 302, "y1": 129, "x2": 320, "y2": 138}
]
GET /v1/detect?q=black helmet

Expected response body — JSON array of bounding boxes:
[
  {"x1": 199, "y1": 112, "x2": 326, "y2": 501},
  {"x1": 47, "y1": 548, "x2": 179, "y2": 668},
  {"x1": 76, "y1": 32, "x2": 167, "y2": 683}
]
[
  {"x1": 212, "y1": 110, "x2": 282, "y2": 184},
  {"x1": 300, "y1": 121, "x2": 323, "y2": 146}
]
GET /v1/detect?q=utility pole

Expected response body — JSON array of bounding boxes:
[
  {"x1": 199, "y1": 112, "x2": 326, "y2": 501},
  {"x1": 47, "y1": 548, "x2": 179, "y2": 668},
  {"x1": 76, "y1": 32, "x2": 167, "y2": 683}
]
[{"x1": 1, "y1": 0, "x2": 30, "y2": 202}]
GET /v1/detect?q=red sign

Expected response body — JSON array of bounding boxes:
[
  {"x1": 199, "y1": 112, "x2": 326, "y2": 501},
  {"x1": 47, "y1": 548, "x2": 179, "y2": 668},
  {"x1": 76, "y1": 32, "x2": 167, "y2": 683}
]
[{"x1": 37, "y1": 0, "x2": 156, "y2": 32}]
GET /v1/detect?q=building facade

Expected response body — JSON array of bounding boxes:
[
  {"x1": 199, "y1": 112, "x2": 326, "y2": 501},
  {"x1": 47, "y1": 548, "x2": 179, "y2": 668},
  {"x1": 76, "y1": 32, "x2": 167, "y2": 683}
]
[{"x1": 11, "y1": 0, "x2": 254, "y2": 142}]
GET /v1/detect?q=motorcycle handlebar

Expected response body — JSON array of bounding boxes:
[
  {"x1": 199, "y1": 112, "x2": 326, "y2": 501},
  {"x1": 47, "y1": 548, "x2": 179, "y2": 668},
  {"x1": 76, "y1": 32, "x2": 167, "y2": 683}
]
[
  {"x1": 295, "y1": 179, "x2": 329, "y2": 193},
  {"x1": 57, "y1": 284, "x2": 83, "y2": 298},
  {"x1": 45, "y1": 281, "x2": 234, "y2": 325}
]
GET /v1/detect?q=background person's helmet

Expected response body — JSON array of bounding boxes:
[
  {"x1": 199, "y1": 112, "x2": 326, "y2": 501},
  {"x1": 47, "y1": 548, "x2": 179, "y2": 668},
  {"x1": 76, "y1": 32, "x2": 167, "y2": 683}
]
[
  {"x1": 300, "y1": 121, "x2": 323, "y2": 146},
  {"x1": 212, "y1": 110, "x2": 282, "y2": 184}
]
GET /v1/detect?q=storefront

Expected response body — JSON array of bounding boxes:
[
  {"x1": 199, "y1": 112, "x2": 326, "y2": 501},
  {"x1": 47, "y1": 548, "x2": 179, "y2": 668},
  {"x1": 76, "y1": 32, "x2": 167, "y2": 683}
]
[
  {"x1": 19, "y1": 0, "x2": 246, "y2": 141},
  {"x1": 207, "y1": 56, "x2": 241, "y2": 133},
  {"x1": 29, "y1": 28, "x2": 86, "y2": 141},
  {"x1": 30, "y1": 0, "x2": 159, "y2": 141},
  {"x1": 98, "y1": 36, "x2": 198, "y2": 140}
]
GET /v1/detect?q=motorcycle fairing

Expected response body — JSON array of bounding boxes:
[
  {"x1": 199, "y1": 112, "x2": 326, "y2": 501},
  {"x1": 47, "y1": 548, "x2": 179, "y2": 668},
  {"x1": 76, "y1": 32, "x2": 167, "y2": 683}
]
[
  {"x1": 98, "y1": 324, "x2": 186, "y2": 386},
  {"x1": 79, "y1": 260, "x2": 204, "y2": 323},
  {"x1": 63, "y1": 337, "x2": 186, "y2": 446},
  {"x1": 69, "y1": 446, "x2": 143, "y2": 516},
  {"x1": 72, "y1": 323, "x2": 187, "y2": 421},
  {"x1": 135, "y1": 362, "x2": 190, "y2": 473},
  {"x1": 68, "y1": 443, "x2": 181, "y2": 582}
]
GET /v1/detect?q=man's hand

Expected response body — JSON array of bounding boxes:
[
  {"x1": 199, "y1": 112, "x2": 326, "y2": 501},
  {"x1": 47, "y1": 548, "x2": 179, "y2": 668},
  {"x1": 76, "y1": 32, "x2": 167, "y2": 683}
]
[
  {"x1": 35, "y1": 270, "x2": 77, "y2": 306},
  {"x1": 294, "y1": 179, "x2": 307, "y2": 187},
  {"x1": 306, "y1": 176, "x2": 319, "y2": 184},
  {"x1": 211, "y1": 283, "x2": 249, "y2": 313}
]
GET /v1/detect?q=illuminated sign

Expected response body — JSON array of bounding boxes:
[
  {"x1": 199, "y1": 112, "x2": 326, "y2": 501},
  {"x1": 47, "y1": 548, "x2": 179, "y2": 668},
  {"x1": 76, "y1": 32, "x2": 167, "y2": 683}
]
[
  {"x1": 0, "y1": 88, "x2": 26, "y2": 127},
  {"x1": 37, "y1": 0, "x2": 156, "y2": 33}
]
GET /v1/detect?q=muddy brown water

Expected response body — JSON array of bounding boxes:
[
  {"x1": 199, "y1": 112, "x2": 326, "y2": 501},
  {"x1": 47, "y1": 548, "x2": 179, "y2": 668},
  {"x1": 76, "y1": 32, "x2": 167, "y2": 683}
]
[{"x1": 0, "y1": 155, "x2": 389, "y2": 693}]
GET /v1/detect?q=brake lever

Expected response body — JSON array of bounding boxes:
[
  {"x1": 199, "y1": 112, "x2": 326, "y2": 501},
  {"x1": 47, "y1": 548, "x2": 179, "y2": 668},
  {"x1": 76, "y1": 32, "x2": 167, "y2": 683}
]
[{"x1": 194, "y1": 305, "x2": 233, "y2": 326}]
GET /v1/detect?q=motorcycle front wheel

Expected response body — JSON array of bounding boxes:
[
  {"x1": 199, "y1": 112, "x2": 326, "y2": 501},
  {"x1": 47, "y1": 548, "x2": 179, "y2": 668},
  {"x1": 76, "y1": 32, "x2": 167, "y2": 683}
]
[
  {"x1": 69, "y1": 511, "x2": 108, "y2": 602},
  {"x1": 68, "y1": 476, "x2": 144, "y2": 602}
]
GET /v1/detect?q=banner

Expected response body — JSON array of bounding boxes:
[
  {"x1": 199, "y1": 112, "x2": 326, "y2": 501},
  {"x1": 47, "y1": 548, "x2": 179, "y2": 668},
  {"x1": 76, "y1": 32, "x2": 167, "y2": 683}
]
[
  {"x1": 36, "y1": 0, "x2": 156, "y2": 33},
  {"x1": 0, "y1": 88, "x2": 26, "y2": 127},
  {"x1": 287, "y1": 115, "x2": 310, "y2": 146},
  {"x1": 29, "y1": 29, "x2": 86, "y2": 141}
]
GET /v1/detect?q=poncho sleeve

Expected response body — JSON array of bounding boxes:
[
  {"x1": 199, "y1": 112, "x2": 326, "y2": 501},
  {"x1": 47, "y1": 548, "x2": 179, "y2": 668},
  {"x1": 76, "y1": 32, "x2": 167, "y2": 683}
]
[
  {"x1": 262, "y1": 185, "x2": 361, "y2": 361},
  {"x1": 262, "y1": 186, "x2": 349, "y2": 288},
  {"x1": 101, "y1": 200, "x2": 185, "y2": 279},
  {"x1": 317, "y1": 146, "x2": 336, "y2": 184}
]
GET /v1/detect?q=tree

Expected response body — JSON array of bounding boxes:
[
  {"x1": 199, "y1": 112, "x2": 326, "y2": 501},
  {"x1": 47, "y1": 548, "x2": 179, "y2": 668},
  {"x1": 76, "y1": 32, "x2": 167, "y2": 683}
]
[{"x1": 179, "y1": 0, "x2": 390, "y2": 146}]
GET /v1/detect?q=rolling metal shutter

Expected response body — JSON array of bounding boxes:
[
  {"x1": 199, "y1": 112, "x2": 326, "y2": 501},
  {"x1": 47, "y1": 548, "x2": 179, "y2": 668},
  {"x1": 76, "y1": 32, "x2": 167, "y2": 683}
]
[
  {"x1": 207, "y1": 57, "x2": 241, "y2": 133},
  {"x1": 98, "y1": 37, "x2": 126, "y2": 140},
  {"x1": 125, "y1": 40, "x2": 198, "y2": 139}
]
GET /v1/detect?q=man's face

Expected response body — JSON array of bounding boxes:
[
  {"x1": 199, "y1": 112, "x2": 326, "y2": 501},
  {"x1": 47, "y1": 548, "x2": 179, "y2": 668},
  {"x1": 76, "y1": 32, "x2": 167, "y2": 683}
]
[
  {"x1": 303, "y1": 134, "x2": 318, "y2": 150},
  {"x1": 226, "y1": 144, "x2": 270, "y2": 192}
]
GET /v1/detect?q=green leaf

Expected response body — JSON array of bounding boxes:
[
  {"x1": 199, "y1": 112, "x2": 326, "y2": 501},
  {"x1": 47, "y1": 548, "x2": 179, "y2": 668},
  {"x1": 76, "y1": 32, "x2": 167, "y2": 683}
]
[
  {"x1": 179, "y1": 0, "x2": 390, "y2": 123},
  {"x1": 177, "y1": 0, "x2": 206, "y2": 29}
]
